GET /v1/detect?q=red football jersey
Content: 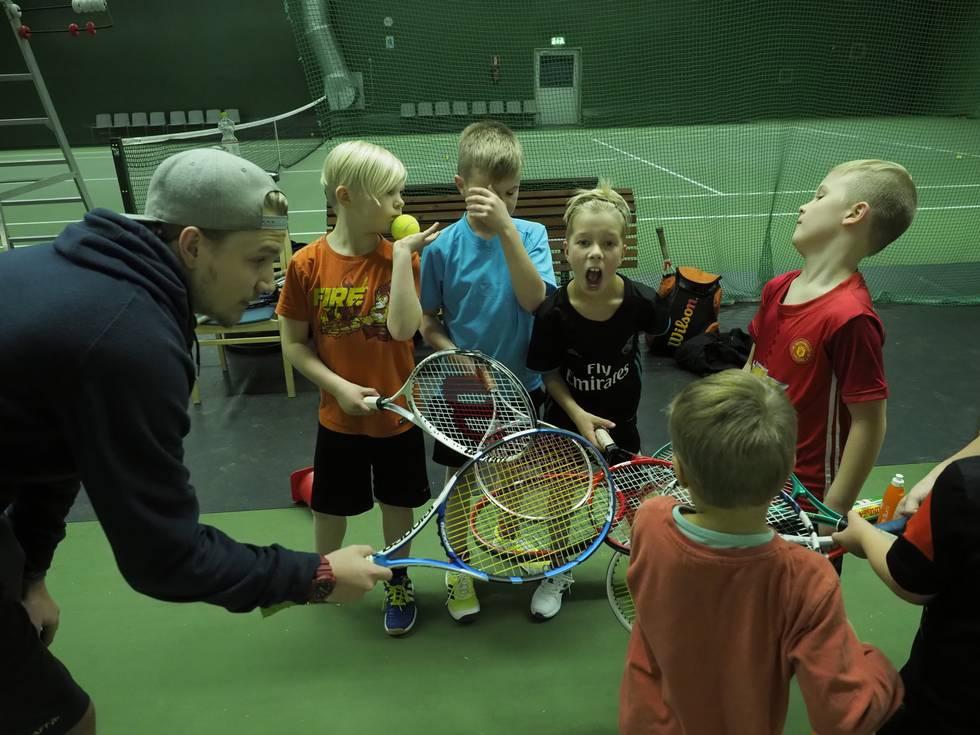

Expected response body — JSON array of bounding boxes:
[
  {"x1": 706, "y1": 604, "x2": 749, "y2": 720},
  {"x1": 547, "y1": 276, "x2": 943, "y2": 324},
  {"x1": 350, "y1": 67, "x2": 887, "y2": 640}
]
[{"x1": 748, "y1": 271, "x2": 887, "y2": 496}]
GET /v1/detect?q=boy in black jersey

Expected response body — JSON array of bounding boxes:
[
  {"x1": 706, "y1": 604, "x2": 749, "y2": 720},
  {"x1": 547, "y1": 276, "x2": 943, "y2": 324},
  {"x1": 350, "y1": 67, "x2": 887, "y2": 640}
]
[
  {"x1": 528, "y1": 182, "x2": 667, "y2": 453},
  {"x1": 525, "y1": 182, "x2": 668, "y2": 619}
]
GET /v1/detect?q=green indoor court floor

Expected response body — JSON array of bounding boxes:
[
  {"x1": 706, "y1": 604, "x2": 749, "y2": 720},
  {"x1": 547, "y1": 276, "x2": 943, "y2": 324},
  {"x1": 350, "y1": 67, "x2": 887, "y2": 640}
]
[
  {"x1": 3, "y1": 115, "x2": 977, "y2": 733},
  {"x1": 46, "y1": 465, "x2": 926, "y2": 735},
  {"x1": 4, "y1": 115, "x2": 979, "y2": 301}
]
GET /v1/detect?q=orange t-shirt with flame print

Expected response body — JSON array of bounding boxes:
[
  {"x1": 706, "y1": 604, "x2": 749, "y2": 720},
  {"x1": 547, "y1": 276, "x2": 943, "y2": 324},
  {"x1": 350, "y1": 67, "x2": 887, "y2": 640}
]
[{"x1": 276, "y1": 235, "x2": 419, "y2": 437}]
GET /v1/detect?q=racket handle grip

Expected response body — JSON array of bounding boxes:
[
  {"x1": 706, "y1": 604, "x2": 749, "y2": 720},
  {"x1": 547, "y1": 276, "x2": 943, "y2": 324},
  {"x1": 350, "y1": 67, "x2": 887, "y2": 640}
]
[
  {"x1": 363, "y1": 395, "x2": 381, "y2": 410},
  {"x1": 595, "y1": 428, "x2": 615, "y2": 450},
  {"x1": 655, "y1": 226, "x2": 670, "y2": 263},
  {"x1": 876, "y1": 517, "x2": 908, "y2": 534},
  {"x1": 835, "y1": 515, "x2": 908, "y2": 534}
]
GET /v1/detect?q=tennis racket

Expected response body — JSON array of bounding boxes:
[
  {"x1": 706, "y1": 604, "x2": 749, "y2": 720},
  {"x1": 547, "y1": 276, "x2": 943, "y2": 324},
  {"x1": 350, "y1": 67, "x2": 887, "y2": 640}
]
[
  {"x1": 364, "y1": 349, "x2": 537, "y2": 457},
  {"x1": 602, "y1": 439, "x2": 876, "y2": 555},
  {"x1": 605, "y1": 516, "x2": 908, "y2": 633},
  {"x1": 371, "y1": 426, "x2": 614, "y2": 581},
  {"x1": 261, "y1": 427, "x2": 614, "y2": 618},
  {"x1": 650, "y1": 442, "x2": 848, "y2": 531},
  {"x1": 656, "y1": 226, "x2": 672, "y2": 277},
  {"x1": 595, "y1": 429, "x2": 683, "y2": 554},
  {"x1": 606, "y1": 552, "x2": 633, "y2": 632}
]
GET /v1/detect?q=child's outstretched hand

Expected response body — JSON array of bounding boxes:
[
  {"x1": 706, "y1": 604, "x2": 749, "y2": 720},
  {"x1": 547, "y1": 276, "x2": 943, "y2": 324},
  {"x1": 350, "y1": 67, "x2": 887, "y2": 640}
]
[
  {"x1": 831, "y1": 510, "x2": 874, "y2": 559},
  {"x1": 393, "y1": 222, "x2": 440, "y2": 254},
  {"x1": 465, "y1": 186, "x2": 513, "y2": 236},
  {"x1": 897, "y1": 474, "x2": 933, "y2": 517}
]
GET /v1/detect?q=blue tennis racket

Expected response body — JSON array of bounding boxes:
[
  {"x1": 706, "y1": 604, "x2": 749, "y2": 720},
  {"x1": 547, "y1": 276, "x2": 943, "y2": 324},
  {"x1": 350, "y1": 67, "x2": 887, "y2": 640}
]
[{"x1": 371, "y1": 427, "x2": 615, "y2": 582}]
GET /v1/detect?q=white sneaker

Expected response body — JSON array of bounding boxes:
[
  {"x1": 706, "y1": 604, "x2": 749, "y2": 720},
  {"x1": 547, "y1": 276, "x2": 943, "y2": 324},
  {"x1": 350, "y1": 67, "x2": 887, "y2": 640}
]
[
  {"x1": 530, "y1": 572, "x2": 574, "y2": 620},
  {"x1": 445, "y1": 571, "x2": 480, "y2": 623}
]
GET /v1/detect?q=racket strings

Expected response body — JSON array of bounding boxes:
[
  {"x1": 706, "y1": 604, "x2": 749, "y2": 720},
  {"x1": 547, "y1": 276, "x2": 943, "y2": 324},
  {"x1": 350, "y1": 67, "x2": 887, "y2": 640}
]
[
  {"x1": 606, "y1": 460, "x2": 686, "y2": 549},
  {"x1": 606, "y1": 552, "x2": 634, "y2": 631},
  {"x1": 617, "y1": 444, "x2": 826, "y2": 553},
  {"x1": 410, "y1": 355, "x2": 536, "y2": 453},
  {"x1": 442, "y1": 432, "x2": 613, "y2": 579}
]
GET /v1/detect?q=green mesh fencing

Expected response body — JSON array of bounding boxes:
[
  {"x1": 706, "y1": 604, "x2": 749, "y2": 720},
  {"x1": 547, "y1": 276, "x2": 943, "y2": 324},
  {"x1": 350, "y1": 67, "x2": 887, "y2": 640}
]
[{"x1": 283, "y1": 0, "x2": 980, "y2": 304}]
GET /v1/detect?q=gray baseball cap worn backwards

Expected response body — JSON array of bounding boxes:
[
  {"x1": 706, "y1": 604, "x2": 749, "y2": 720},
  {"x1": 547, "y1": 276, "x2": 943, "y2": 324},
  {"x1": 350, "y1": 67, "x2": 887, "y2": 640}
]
[{"x1": 133, "y1": 148, "x2": 288, "y2": 231}]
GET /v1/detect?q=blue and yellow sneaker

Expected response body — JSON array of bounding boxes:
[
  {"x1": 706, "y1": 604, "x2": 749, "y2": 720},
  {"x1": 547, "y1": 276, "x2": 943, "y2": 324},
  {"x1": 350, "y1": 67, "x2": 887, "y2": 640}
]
[{"x1": 383, "y1": 575, "x2": 417, "y2": 636}]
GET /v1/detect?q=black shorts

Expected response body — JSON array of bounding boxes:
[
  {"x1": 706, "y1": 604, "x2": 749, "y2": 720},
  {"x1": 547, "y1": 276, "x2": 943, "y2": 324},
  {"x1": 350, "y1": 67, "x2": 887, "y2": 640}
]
[
  {"x1": 1, "y1": 521, "x2": 90, "y2": 735},
  {"x1": 432, "y1": 387, "x2": 547, "y2": 468},
  {"x1": 311, "y1": 424, "x2": 430, "y2": 516}
]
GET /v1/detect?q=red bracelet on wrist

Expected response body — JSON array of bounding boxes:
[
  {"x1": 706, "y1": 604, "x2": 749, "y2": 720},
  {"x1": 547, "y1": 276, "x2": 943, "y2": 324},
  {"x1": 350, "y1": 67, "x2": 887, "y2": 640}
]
[{"x1": 308, "y1": 556, "x2": 336, "y2": 603}]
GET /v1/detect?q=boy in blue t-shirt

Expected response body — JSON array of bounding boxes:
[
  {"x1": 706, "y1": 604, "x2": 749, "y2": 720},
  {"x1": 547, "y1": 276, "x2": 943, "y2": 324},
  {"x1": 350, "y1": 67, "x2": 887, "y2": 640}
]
[{"x1": 420, "y1": 120, "x2": 556, "y2": 623}]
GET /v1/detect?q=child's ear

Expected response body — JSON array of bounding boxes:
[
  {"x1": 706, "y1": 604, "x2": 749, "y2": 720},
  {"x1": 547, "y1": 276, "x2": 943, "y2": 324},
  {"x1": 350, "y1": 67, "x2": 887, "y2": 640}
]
[
  {"x1": 673, "y1": 455, "x2": 688, "y2": 487},
  {"x1": 335, "y1": 185, "x2": 351, "y2": 207},
  {"x1": 453, "y1": 175, "x2": 466, "y2": 196},
  {"x1": 843, "y1": 200, "x2": 870, "y2": 225}
]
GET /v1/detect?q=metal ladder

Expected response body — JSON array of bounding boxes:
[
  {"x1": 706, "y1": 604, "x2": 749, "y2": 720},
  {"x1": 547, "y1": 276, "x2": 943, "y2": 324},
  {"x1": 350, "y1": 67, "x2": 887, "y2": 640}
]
[{"x1": 0, "y1": 0, "x2": 92, "y2": 251}]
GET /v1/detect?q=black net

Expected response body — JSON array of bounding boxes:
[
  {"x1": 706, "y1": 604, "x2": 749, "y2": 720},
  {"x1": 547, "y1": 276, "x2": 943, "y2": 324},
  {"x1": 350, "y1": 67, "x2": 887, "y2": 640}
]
[
  {"x1": 283, "y1": 0, "x2": 980, "y2": 304},
  {"x1": 112, "y1": 97, "x2": 327, "y2": 213}
]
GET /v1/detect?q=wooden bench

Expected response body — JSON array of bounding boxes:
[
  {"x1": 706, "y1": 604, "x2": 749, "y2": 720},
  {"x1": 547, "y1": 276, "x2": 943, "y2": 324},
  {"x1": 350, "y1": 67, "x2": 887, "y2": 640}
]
[{"x1": 325, "y1": 178, "x2": 638, "y2": 284}]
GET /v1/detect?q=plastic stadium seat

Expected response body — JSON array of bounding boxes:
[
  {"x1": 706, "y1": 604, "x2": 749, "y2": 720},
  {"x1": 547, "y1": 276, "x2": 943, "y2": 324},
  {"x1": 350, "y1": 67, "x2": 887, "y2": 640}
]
[
  {"x1": 169, "y1": 110, "x2": 187, "y2": 128},
  {"x1": 506, "y1": 101, "x2": 522, "y2": 114},
  {"x1": 434, "y1": 101, "x2": 451, "y2": 116},
  {"x1": 90, "y1": 113, "x2": 112, "y2": 142},
  {"x1": 400, "y1": 103, "x2": 415, "y2": 118},
  {"x1": 187, "y1": 110, "x2": 205, "y2": 127},
  {"x1": 471, "y1": 101, "x2": 487, "y2": 115},
  {"x1": 452, "y1": 101, "x2": 467, "y2": 115},
  {"x1": 416, "y1": 102, "x2": 433, "y2": 117},
  {"x1": 488, "y1": 100, "x2": 505, "y2": 115}
]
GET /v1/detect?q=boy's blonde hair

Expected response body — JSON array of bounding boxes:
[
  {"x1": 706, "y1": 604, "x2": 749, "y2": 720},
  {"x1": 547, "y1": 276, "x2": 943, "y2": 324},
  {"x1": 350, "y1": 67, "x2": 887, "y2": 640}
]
[
  {"x1": 563, "y1": 180, "x2": 632, "y2": 238},
  {"x1": 668, "y1": 370, "x2": 797, "y2": 508},
  {"x1": 320, "y1": 140, "x2": 406, "y2": 208},
  {"x1": 457, "y1": 121, "x2": 523, "y2": 181},
  {"x1": 831, "y1": 159, "x2": 917, "y2": 254}
]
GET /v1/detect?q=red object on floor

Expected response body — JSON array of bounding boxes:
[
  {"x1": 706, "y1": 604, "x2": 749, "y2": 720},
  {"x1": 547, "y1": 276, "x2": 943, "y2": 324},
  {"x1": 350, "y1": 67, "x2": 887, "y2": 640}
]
[{"x1": 290, "y1": 467, "x2": 314, "y2": 506}]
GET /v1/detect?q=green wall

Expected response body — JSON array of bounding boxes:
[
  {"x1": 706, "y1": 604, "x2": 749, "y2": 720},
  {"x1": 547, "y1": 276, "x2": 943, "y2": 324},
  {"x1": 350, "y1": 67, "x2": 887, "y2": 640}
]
[
  {"x1": 3, "y1": 1, "x2": 978, "y2": 150},
  {"x1": 296, "y1": 0, "x2": 980, "y2": 131},
  {"x1": 1, "y1": 2, "x2": 308, "y2": 148}
]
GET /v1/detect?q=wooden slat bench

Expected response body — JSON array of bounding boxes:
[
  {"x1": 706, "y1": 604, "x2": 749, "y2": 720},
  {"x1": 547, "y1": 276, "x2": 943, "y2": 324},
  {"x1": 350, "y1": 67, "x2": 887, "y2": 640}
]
[{"x1": 325, "y1": 178, "x2": 638, "y2": 285}]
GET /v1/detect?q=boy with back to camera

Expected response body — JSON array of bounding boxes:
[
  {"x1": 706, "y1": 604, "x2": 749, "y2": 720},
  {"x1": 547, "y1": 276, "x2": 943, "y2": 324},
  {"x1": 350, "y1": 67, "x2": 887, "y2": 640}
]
[{"x1": 621, "y1": 369, "x2": 903, "y2": 735}]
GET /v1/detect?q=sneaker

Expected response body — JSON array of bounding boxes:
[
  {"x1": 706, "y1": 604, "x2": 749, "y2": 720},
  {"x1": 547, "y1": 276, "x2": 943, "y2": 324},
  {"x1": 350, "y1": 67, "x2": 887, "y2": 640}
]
[
  {"x1": 445, "y1": 571, "x2": 480, "y2": 623},
  {"x1": 383, "y1": 576, "x2": 417, "y2": 636},
  {"x1": 490, "y1": 524, "x2": 551, "y2": 575},
  {"x1": 530, "y1": 572, "x2": 574, "y2": 620}
]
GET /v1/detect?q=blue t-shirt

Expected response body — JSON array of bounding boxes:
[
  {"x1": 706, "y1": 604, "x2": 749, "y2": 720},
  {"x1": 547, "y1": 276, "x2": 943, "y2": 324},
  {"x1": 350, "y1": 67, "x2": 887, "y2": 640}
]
[{"x1": 420, "y1": 215, "x2": 556, "y2": 391}]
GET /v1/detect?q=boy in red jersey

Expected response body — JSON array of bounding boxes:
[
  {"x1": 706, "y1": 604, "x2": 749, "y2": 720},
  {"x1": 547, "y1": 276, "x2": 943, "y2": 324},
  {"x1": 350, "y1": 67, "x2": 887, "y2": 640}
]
[{"x1": 745, "y1": 160, "x2": 917, "y2": 529}]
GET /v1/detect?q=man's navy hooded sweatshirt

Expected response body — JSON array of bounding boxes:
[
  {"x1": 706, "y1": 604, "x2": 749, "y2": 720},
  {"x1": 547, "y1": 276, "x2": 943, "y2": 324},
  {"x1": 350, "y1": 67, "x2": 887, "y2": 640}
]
[{"x1": 0, "y1": 210, "x2": 319, "y2": 611}]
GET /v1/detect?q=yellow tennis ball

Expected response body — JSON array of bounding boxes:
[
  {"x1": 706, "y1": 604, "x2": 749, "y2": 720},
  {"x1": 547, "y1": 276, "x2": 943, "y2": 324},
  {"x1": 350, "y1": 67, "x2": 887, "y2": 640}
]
[{"x1": 391, "y1": 214, "x2": 421, "y2": 240}]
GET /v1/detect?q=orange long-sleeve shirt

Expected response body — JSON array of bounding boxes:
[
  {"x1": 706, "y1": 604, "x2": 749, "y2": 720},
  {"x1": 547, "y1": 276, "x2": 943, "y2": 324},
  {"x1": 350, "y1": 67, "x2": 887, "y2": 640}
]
[{"x1": 620, "y1": 496, "x2": 902, "y2": 735}]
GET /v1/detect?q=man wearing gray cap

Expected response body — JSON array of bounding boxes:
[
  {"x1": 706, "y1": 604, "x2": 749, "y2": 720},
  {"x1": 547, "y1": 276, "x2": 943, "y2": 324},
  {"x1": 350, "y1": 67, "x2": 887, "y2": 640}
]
[{"x1": 0, "y1": 149, "x2": 391, "y2": 735}]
